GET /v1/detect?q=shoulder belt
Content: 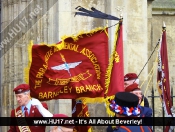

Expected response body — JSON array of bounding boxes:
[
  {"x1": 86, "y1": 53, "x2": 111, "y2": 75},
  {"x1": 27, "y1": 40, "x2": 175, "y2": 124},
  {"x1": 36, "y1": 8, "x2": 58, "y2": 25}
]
[{"x1": 15, "y1": 107, "x2": 31, "y2": 132}]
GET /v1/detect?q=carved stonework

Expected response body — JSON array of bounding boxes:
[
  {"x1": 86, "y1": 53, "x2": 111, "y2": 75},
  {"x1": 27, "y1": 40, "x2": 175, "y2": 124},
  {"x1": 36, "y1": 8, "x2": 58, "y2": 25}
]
[{"x1": 152, "y1": 1, "x2": 175, "y2": 15}]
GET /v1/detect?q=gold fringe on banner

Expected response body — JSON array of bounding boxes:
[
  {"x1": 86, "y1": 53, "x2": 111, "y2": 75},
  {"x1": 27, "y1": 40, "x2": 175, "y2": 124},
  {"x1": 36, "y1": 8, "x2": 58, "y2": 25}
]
[
  {"x1": 104, "y1": 23, "x2": 119, "y2": 95},
  {"x1": 24, "y1": 40, "x2": 33, "y2": 84},
  {"x1": 104, "y1": 23, "x2": 120, "y2": 116},
  {"x1": 77, "y1": 97, "x2": 105, "y2": 104},
  {"x1": 61, "y1": 27, "x2": 108, "y2": 42}
]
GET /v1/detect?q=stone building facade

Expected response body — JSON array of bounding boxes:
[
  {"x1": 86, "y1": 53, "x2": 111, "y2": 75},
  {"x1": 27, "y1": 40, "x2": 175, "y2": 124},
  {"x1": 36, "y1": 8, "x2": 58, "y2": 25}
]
[{"x1": 0, "y1": 0, "x2": 175, "y2": 132}]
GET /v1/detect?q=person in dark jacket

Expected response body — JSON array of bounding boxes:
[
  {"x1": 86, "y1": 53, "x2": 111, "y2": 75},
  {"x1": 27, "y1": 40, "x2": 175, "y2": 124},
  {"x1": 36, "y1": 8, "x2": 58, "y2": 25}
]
[
  {"x1": 106, "y1": 92, "x2": 152, "y2": 132},
  {"x1": 124, "y1": 73, "x2": 149, "y2": 107}
]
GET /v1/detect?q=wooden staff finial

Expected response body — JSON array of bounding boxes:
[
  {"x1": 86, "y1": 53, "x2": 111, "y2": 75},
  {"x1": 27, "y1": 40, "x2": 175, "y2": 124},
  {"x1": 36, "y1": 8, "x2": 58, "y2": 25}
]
[
  {"x1": 120, "y1": 14, "x2": 123, "y2": 23},
  {"x1": 162, "y1": 21, "x2": 166, "y2": 31}
]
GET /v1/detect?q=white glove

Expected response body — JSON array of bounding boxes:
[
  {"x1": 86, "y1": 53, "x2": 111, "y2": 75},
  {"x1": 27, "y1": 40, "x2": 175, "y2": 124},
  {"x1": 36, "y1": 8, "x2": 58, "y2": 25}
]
[
  {"x1": 31, "y1": 98, "x2": 53, "y2": 117},
  {"x1": 31, "y1": 98, "x2": 43, "y2": 107},
  {"x1": 166, "y1": 114, "x2": 172, "y2": 117}
]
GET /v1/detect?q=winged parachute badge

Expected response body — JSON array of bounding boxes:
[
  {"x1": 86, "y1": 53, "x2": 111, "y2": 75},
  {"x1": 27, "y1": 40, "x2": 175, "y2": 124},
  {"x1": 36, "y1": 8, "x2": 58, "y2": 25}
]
[{"x1": 51, "y1": 53, "x2": 82, "y2": 76}]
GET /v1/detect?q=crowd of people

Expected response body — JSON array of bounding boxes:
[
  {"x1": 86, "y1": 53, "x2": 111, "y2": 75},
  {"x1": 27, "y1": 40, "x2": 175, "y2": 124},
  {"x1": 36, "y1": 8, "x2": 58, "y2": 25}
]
[
  {"x1": 8, "y1": 73, "x2": 153, "y2": 132},
  {"x1": 106, "y1": 73, "x2": 152, "y2": 132}
]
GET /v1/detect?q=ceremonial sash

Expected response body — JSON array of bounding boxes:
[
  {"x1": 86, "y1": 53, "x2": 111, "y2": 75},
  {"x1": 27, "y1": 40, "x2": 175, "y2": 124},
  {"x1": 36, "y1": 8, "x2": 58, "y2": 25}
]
[{"x1": 15, "y1": 108, "x2": 31, "y2": 132}]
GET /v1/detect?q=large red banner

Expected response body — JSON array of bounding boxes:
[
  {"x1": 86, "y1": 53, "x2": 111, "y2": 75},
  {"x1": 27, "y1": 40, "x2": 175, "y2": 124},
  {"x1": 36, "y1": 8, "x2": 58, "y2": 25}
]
[
  {"x1": 157, "y1": 27, "x2": 172, "y2": 132},
  {"x1": 28, "y1": 28, "x2": 109, "y2": 101},
  {"x1": 105, "y1": 22, "x2": 124, "y2": 97}
]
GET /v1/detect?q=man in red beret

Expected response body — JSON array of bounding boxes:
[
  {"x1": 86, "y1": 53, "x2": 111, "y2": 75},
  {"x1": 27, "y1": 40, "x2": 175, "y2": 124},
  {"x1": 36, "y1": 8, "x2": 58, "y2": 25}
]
[
  {"x1": 8, "y1": 84, "x2": 49, "y2": 132},
  {"x1": 125, "y1": 83, "x2": 142, "y2": 104},
  {"x1": 124, "y1": 73, "x2": 149, "y2": 107},
  {"x1": 125, "y1": 83, "x2": 152, "y2": 117},
  {"x1": 124, "y1": 73, "x2": 139, "y2": 88},
  {"x1": 50, "y1": 114, "x2": 74, "y2": 132}
]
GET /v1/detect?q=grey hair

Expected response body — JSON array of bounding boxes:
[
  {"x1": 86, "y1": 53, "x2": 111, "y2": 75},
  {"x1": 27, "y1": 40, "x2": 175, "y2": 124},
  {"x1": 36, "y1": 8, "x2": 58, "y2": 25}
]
[
  {"x1": 24, "y1": 90, "x2": 30, "y2": 95},
  {"x1": 134, "y1": 78, "x2": 139, "y2": 84}
]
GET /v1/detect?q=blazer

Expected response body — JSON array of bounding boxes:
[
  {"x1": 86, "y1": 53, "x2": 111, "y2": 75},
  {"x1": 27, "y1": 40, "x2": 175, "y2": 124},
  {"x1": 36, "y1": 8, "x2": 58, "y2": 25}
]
[
  {"x1": 139, "y1": 105, "x2": 152, "y2": 117},
  {"x1": 8, "y1": 102, "x2": 48, "y2": 132}
]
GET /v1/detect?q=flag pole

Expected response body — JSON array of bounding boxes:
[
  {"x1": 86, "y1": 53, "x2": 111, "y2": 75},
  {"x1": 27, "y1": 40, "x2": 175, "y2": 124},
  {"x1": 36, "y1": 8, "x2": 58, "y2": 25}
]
[
  {"x1": 120, "y1": 14, "x2": 123, "y2": 23},
  {"x1": 162, "y1": 21, "x2": 166, "y2": 29},
  {"x1": 159, "y1": 21, "x2": 174, "y2": 132}
]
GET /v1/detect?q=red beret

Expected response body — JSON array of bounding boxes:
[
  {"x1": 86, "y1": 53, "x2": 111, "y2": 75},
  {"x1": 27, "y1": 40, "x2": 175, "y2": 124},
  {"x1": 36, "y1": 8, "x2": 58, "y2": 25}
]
[
  {"x1": 13, "y1": 84, "x2": 30, "y2": 94},
  {"x1": 124, "y1": 73, "x2": 138, "y2": 81},
  {"x1": 125, "y1": 83, "x2": 140, "y2": 92},
  {"x1": 53, "y1": 114, "x2": 74, "y2": 128}
]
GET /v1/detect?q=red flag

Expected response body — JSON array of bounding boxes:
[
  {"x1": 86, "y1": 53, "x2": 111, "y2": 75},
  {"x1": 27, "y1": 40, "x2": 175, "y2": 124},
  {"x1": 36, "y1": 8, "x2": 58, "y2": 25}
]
[
  {"x1": 105, "y1": 22, "x2": 124, "y2": 97},
  {"x1": 157, "y1": 26, "x2": 172, "y2": 131},
  {"x1": 27, "y1": 28, "x2": 109, "y2": 101},
  {"x1": 72, "y1": 99, "x2": 91, "y2": 132}
]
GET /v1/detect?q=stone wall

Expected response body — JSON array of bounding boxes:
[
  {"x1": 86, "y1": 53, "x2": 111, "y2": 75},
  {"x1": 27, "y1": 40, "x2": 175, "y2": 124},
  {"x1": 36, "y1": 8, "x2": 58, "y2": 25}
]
[{"x1": 1, "y1": 0, "x2": 175, "y2": 132}]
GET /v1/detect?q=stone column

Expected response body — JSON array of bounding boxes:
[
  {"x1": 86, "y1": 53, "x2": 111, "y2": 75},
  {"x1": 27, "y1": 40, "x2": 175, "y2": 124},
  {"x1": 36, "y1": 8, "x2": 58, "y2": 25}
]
[{"x1": 124, "y1": 0, "x2": 148, "y2": 80}]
